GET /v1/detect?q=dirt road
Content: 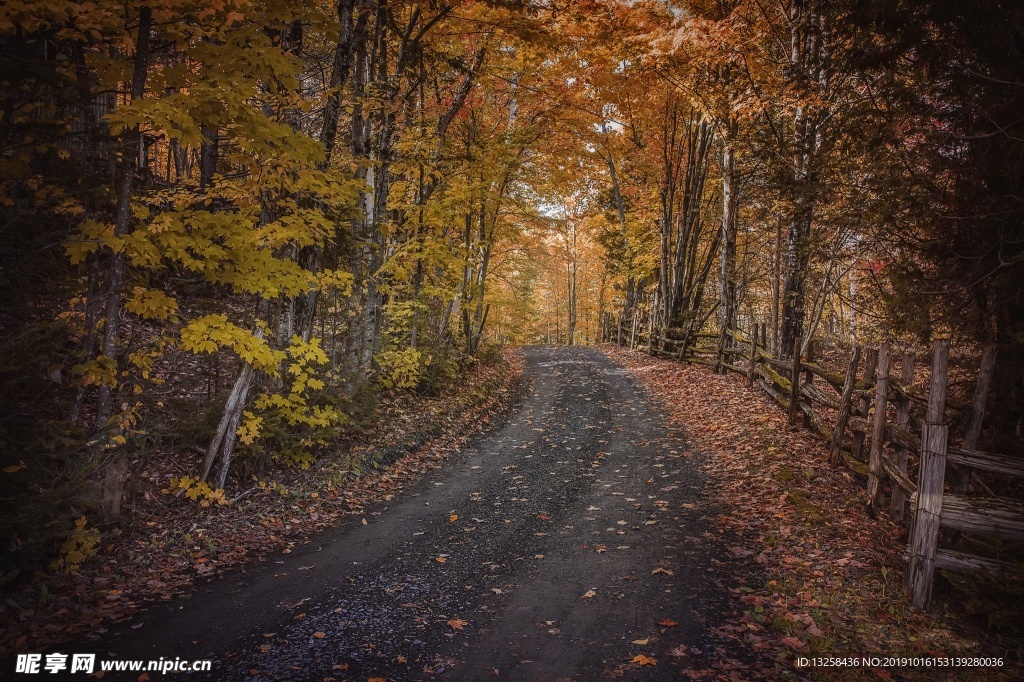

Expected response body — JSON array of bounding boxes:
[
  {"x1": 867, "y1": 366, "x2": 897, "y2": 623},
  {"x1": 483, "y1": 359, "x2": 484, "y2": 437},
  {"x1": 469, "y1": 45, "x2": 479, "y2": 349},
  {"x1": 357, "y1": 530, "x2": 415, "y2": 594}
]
[{"x1": 97, "y1": 346, "x2": 744, "y2": 680}]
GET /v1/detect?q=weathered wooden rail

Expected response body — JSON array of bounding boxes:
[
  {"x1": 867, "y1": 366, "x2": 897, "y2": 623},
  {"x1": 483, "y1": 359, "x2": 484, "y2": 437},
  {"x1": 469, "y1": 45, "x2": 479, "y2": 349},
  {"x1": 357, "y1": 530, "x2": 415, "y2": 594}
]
[{"x1": 616, "y1": 325, "x2": 1024, "y2": 609}]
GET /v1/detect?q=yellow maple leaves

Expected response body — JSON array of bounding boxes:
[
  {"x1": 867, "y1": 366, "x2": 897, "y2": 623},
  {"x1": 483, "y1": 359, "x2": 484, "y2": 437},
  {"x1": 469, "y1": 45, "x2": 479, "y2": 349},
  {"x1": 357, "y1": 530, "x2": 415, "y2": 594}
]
[
  {"x1": 179, "y1": 315, "x2": 284, "y2": 373},
  {"x1": 51, "y1": 517, "x2": 99, "y2": 575},
  {"x1": 125, "y1": 287, "x2": 178, "y2": 321}
]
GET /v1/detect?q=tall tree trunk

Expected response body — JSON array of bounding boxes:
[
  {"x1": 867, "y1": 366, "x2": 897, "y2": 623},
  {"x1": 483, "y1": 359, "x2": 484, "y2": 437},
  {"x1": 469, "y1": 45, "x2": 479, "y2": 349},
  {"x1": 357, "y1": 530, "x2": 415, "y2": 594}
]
[
  {"x1": 780, "y1": 0, "x2": 826, "y2": 360},
  {"x1": 602, "y1": 143, "x2": 639, "y2": 334},
  {"x1": 772, "y1": 215, "x2": 782, "y2": 356},
  {"x1": 199, "y1": 123, "x2": 218, "y2": 189},
  {"x1": 780, "y1": 199, "x2": 813, "y2": 360},
  {"x1": 95, "y1": 5, "x2": 153, "y2": 522},
  {"x1": 715, "y1": 119, "x2": 739, "y2": 372}
]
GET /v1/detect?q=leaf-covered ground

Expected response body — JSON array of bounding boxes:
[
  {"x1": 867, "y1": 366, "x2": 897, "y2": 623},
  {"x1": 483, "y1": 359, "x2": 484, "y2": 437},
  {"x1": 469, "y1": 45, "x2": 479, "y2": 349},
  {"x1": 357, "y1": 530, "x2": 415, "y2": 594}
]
[
  {"x1": 0, "y1": 351, "x2": 522, "y2": 660},
  {"x1": 602, "y1": 345, "x2": 1021, "y2": 681}
]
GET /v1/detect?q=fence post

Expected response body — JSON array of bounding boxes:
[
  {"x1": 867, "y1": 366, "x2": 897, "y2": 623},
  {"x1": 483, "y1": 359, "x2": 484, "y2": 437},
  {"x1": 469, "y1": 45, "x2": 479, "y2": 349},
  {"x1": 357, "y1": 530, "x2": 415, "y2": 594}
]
[
  {"x1": 829, "y1": 346, "x2": 861, "y2": 466},
  {"x1": 802, "y1": 340, "x2": 815, "y2": 429},
  {"x1": 890, "y1": 353, "x2": 916, "y2": 522},
  {"x1": 647, "y1": 292, "x2": 657, "y2": 355},
  {"x1": 867, "y1": 340, "x2": 892, "y2": 507},
  {"x1": 851, "y1": 348, "x2": 879, "y2": 461},
  {"x1": 907, "y1": 338, "x2": 950, "y2": 610},
  {"x1": 747, "y1": 322, "x2": 757, "y2": 387},
  {"x1": 629, "y1": 307, "x2": 638, "y2": 350},
  {"x1": 789, "y1": 335, "x2": 801, "y2": 425}
]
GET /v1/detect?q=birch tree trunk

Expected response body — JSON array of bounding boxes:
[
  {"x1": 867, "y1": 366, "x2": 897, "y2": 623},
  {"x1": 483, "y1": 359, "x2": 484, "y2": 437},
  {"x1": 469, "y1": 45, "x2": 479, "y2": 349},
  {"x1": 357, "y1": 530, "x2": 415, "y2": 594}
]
[{"x1": 715, "y1": 119, "x2": 738, "y2": 372}]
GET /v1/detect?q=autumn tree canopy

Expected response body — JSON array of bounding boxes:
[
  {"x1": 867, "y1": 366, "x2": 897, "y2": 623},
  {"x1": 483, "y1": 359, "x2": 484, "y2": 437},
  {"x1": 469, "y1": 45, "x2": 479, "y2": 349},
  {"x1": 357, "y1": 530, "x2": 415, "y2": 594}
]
[{"x1": 1, "y1": 0, "x2": 1022, "y2": 580}]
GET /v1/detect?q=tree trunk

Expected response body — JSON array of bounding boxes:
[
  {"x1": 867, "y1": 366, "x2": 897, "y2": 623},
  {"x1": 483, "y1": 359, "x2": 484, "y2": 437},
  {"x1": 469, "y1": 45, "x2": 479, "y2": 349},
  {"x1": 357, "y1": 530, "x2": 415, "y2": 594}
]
[
  {"x1": 94, "y1": 6, "x2": 152, "y2": 522},
  {"x1": 867, "y1": 340, "x2": 891, "y2": 508},
  {"x1": 829, "y1": 346, "x2": 861, "y2": 465},
  {"x1": 201, "y1": 358, "x2": 256, "y2": 484},
  {"x1": 954, "y1": 344, "x2": 998, "y2": 493},
  {"x1": 890, "y1": 353, "x2": 916, "y2": 521},
  {"x1": 715, "y1": 120, "x2": 739, "y2": 372},
  {"x1": 772, "y1": 215, "x2": 782, "y2": 356},
  {"x1": 199, "y1": 123, "x2": 218, "y2": 189},
  {"x1": 779, "y1": 204, "x2": 812, "y2": 361}
]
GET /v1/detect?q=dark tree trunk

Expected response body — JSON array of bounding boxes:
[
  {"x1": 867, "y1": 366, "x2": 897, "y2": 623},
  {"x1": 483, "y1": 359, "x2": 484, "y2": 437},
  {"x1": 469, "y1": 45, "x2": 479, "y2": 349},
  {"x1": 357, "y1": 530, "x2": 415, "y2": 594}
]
[{"x1": 95, "y1": 5, "x2": 153, "y2": 521}]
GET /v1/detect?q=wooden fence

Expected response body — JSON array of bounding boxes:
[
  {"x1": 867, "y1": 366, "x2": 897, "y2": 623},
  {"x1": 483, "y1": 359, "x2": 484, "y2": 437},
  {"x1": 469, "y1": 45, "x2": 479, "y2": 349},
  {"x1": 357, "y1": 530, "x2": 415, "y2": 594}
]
[{"x1": 616, "y1": 325, "x2": 1024, "y2": 609}]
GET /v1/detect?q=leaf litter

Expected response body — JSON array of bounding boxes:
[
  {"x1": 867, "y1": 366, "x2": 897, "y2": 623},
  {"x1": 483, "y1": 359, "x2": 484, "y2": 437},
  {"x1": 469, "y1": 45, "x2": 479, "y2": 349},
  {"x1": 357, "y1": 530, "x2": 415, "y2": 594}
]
[{"x1": 603, "y1": 346, "x2": 1015, "y2": 681}]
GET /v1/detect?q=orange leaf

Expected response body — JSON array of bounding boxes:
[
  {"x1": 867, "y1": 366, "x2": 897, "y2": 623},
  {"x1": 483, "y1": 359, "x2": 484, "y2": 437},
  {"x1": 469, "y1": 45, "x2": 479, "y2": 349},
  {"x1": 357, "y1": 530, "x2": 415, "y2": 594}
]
[
  {"x1": 632, "y1": 654, "x2": 657, "y2": 666},
  {"x1": 449, "y1": 514, "x2": 459, "y2": 522},
  {"x1": 447, "y1": 618, "x2": 468, "y2": 630},
  {"x1": 436, "y1": 556, "x2": 447, "y2": 563},
  {"x1": 658, "y1": 619, "x2": 678, "y2": 627},
  {"x1": 312, "y1": 631, "x2": 326, "y2": 639}
]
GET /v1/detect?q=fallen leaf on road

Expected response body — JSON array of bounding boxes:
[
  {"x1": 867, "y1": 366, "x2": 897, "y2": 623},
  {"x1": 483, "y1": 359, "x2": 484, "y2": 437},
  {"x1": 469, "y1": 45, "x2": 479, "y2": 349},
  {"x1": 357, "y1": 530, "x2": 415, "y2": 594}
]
[
  {"x1": 651, "y1": 568, "x2": 674, "y2": 576},
  {"x1": 447, "y1": 618, "x2": 468, "y2": 630},
  {"x1": 631, "y1": 637, "x2": 649, "y2": 645},
  {"x1": 580, "y1": 589, "x2": 597, "y2": 599},
  {"x1": 632, "y1": 654, "x2": 657, "y2": 666},
  {"x1": 313, "y1": 631, "x2": 326, "y2": 639},
  {"x1": 449, "y1": 514, "x2": 459, "y2": 522},
  {"x1": 361, "y1": 518, "x2": 367, "y2": 525},
  {"x1": 262, "y1": 632, "x2": 276, "y2": 638},
  {"x1": 658, "y1": 619, "x2": 678, "y2": 627},
  {"x1": 681, "y1": 503, "x2": 696, "y2": 509},
  {"x1": 436, "y1": 557, "x2": 447, "y2": 563}
]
